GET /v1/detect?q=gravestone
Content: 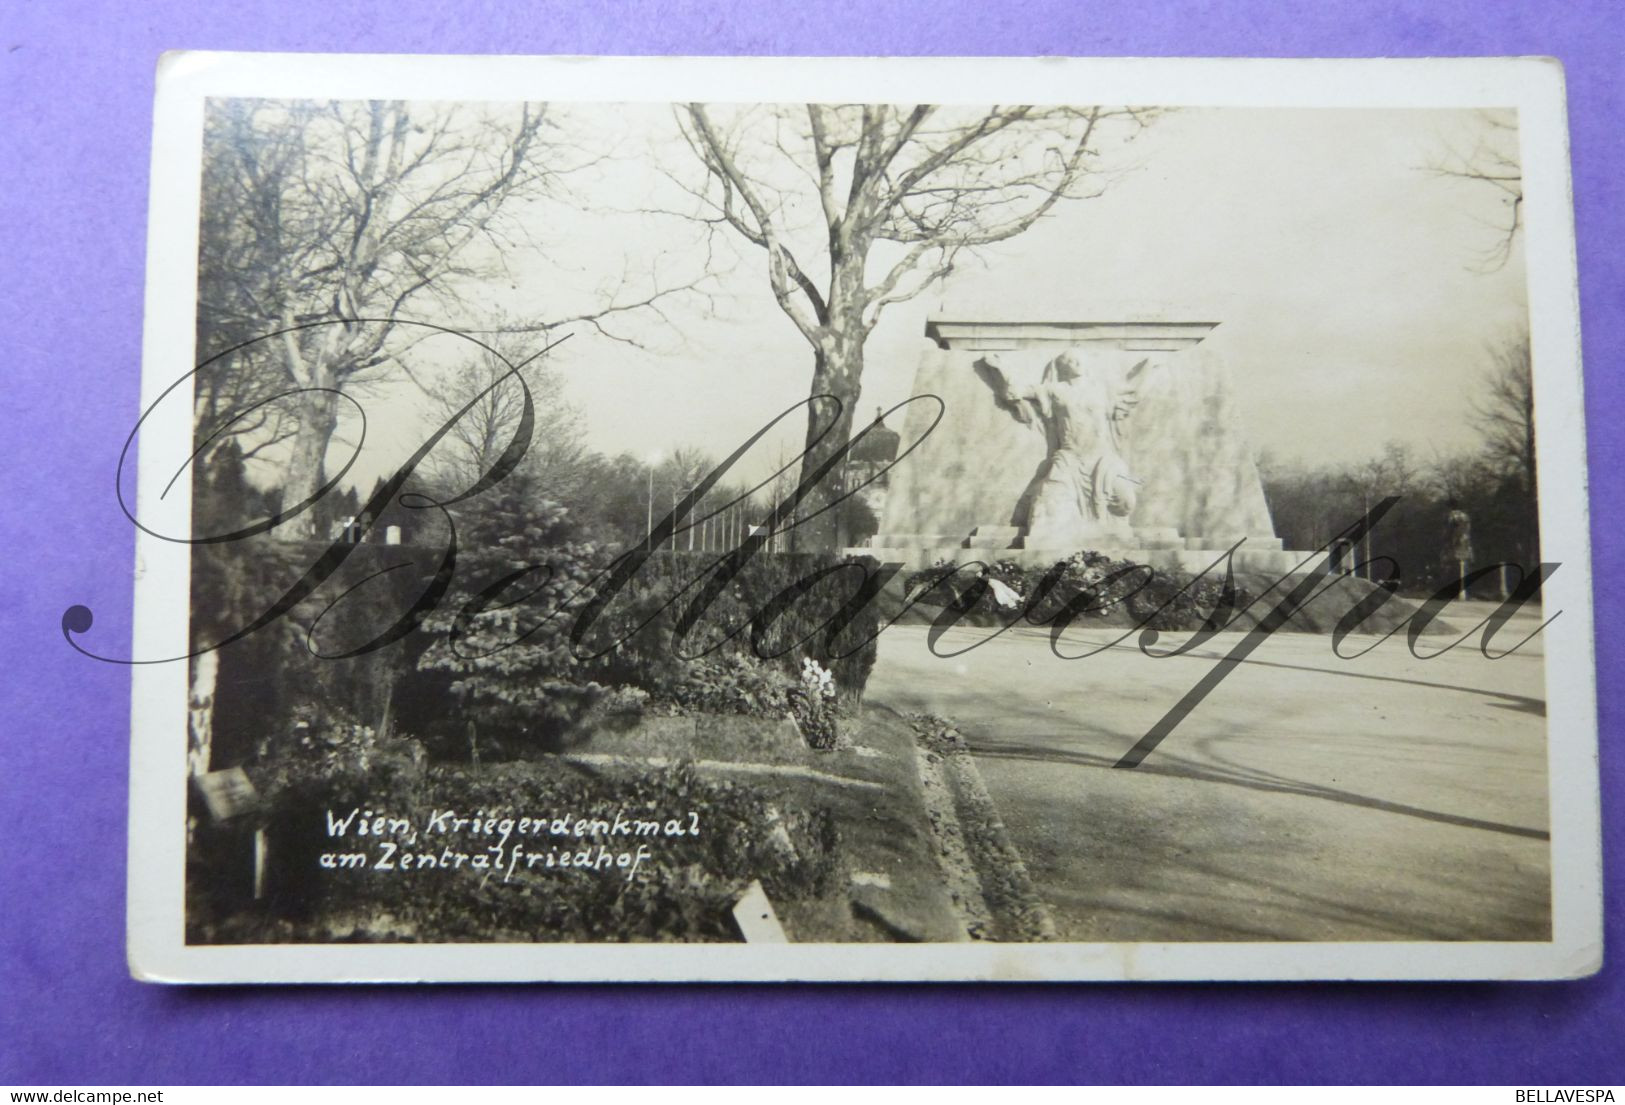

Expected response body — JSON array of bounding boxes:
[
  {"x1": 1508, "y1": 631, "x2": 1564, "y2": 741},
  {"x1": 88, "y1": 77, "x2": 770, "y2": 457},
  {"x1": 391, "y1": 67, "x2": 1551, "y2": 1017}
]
[
  {"x1": 866, "y1": 319, "x2": 1299, "y2": 574},
  {"x1": 192, "y1": 765, "x2": 261, "y2": 822}
]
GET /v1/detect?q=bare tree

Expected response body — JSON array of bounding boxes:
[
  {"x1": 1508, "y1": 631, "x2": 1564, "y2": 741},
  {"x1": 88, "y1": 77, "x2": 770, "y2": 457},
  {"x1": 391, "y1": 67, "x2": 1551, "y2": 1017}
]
[
  {"x1": 197, "y1": 99, "x2": 694, "y2": 539},
  {"x1": 1472, "y1": 331, "x2": 1535, "y2": 493},
  {"x1": 1335, "y1": 441, "x2": 1421, "y2": 571},
  {"x1": 650, "y1": 446, "x2": 717, "y2": 551},
  {"x1": 1426, "y1": 109, "x2": 1523, "y2": 270},
  {"x1": 191, "y1": 343, "x2": 301, "y2": 469},
  {"x1": 1427, "y1": 448, "x2": 1494, "y2": 505},
  {"x1": 423, "y1": 334, "x2": 591, "y2": 506},
  {"x1": 673, "y1": 103, "x2": 1155, "y2": 548},
  {"x1": 1262, "y1": 442, "x2": 1420, "y2": 564},
  {"x1": 1351, "y1": 441, "x2": 1421, "y2": 501}
]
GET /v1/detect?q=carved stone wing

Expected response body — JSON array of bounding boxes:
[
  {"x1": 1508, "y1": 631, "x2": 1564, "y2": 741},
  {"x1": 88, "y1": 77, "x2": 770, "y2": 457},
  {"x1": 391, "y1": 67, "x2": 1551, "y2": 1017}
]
[
  {"x1": 1111, "y1": 358, "x2": 1150, "y2": 424},
  {"x1": 973, "y1": 353, "x2": 1039, "y2": 425}
]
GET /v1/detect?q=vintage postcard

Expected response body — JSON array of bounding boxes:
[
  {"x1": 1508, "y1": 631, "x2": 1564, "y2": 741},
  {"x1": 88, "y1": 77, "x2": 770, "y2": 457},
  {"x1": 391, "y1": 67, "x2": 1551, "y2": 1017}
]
[{"x1": 114, "y1": 53, "x2": 1599, "y2": 982}]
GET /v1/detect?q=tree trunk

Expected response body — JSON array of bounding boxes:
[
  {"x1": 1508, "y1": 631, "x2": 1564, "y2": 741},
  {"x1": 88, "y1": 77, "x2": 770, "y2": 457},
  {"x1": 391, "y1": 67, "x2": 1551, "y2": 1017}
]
[
  {"x1": 280, "y1": 388, "x2": 340, "y2": 540},
  {"x1": 793, "y1": 335, "x2": 862, "y2": 552},
  {"x1": 187, "y1": 650, "x2": 219, "y2": 777}
]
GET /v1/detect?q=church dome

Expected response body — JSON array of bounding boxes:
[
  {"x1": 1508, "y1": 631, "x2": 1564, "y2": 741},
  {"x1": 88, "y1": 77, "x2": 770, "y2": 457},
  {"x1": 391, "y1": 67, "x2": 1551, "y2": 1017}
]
[{"x1": 850, "y1": 408, "x2": 901, "y2": 464}]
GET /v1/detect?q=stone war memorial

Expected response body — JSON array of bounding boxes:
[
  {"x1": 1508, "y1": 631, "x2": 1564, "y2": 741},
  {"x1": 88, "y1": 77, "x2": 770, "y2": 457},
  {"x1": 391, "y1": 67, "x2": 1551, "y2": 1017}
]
[{"x1": 866, "y1": 319, "x2": 1302, "y2": 574}]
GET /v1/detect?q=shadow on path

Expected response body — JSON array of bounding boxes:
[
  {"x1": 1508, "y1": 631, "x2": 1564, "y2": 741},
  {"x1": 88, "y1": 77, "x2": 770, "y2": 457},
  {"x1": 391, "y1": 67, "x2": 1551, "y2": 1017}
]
[
  {"x1": 970, "y1": 737, "x2": 1550, "y2": 841},
  {"x1": 999, "y1": 627, "x2": 1547, "y2": 717}
]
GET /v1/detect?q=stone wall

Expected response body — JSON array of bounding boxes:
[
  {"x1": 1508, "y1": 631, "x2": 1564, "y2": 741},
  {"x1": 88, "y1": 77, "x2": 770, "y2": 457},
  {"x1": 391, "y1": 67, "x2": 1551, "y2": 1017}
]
[
  {"x1": 877, "y1": 347, "x2": 1050, "y2": 543},
  {"x1": 1124, "y1": 341, "x2": 1278, "y2": 545}
]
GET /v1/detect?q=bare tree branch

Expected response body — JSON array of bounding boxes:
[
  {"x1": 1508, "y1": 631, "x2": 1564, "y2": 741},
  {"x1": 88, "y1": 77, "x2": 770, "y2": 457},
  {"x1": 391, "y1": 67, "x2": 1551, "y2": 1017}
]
[
  {"x1": 1424, "y1": 109, "x2": 1524, "y2": 271},
  {"x1": 669, "y1": 100, "x2": 1157, "y2": 547},
  {"x1": 197, "y1": 98, "x2": 710, "y2": 538}
]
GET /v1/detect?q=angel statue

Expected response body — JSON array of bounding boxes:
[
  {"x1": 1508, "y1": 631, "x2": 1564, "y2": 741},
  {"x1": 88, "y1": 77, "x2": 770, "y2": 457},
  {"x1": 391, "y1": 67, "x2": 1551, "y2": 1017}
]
[{"x1": 973, "y1": 349, "x2": 1149, "y2": 546}]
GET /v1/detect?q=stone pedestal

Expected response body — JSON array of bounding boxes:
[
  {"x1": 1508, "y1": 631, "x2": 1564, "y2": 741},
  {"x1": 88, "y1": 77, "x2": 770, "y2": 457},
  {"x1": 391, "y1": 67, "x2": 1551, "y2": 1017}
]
[{"x1": 861, "y1": 319, "x2": 1297, "y2": 572}]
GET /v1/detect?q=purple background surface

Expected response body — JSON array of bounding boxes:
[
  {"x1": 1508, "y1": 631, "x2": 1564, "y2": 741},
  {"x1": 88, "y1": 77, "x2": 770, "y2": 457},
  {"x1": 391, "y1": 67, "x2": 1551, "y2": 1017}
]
[{"x1": 1, "y1": 0, "x2": 1620, "y2": 1085}]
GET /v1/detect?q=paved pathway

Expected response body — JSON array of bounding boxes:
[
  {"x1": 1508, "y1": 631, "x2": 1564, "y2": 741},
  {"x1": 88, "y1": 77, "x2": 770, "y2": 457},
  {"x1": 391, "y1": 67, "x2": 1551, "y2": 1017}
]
[{"x1": 868, "y1": 603, "x2": 1550, "y2": 941}]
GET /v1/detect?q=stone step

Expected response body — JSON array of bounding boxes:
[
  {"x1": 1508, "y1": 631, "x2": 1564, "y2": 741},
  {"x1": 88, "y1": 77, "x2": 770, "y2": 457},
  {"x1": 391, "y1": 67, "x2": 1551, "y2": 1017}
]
[
  {"x1": 1183, "y1": 534, "x2": 1284, "y2": 552},
  {"x1": 870, "y1": 533, "x2": 957, "y2": 547}
]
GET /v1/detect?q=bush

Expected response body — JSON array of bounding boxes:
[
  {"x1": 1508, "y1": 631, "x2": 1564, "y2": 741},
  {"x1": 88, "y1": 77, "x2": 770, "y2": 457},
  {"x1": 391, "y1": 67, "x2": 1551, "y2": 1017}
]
[
  {"x1": 565, "y1": 550, "x2": 882, "y2": 747},
  {"x1": 197, "y1": 538, "x2": 885, "y2": 767},
  {"x1": 585, "y1": 550, "x2": 881, "y2": 703},
  {"x1": 193, "y1": 539, "x2": 446, "y2": 767},
  {"x1": 415, "y1": 521, "x2": 610, "y2": 756},
  {"x1": 667, "y1": 651, "x2": 793, "y2": 717}
]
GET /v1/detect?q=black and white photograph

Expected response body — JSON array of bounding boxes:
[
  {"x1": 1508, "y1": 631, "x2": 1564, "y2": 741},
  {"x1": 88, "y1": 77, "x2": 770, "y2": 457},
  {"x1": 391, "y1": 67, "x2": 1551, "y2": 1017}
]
[{"x1": 118, "y1": 54, "x2": 1599, "y2": 982}]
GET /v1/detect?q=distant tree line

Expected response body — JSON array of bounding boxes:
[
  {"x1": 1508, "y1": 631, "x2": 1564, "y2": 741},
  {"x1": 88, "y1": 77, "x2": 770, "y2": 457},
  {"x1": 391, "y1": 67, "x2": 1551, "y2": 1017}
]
[{"x1": 1259, "y1": 332, "x2": 1538, "y2": 595}]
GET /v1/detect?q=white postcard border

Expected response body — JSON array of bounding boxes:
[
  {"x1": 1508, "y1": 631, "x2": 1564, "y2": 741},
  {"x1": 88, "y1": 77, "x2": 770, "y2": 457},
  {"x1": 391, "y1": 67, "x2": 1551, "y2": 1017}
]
[{"x1": 127, "y1": 53, "x2": 1600, "y2": 983}]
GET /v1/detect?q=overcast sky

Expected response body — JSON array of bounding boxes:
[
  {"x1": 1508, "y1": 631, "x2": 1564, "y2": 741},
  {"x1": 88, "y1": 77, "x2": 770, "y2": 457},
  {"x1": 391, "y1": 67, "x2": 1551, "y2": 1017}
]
[{"x1": 334, "y1": 104, "x2": 1527, "y2": 491}]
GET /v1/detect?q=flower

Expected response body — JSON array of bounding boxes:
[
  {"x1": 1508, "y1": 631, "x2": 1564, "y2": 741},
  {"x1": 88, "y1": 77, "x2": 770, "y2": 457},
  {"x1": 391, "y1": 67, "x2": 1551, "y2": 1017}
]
[{"x1": 800, "y1": 657, "x2": 836, "y2": 700}]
